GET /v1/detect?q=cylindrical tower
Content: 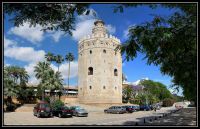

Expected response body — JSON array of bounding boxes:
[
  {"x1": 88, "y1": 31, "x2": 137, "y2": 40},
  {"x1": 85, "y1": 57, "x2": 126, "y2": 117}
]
[{"x1": 78, "y1": 20, "x2": 122, "y2": 104}]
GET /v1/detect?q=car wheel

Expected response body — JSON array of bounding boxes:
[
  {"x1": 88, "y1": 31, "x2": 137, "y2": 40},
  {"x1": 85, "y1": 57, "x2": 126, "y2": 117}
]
[
  {"x1": 36, "y1": 113, "x2": 40, "y2": 118},
  {"x1": 58, "y1": 113, "x2": 62, "y2": 118}
]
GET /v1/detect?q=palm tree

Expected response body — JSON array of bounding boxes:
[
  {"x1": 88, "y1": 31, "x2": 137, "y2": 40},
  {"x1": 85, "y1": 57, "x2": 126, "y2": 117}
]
[
  {"x1": 45, "y1": 52, "x2": 54, "y2": 63},
  {"x1": 55, "y1": 55, "x2": 64, "y2": 72},
  {"x1": 4, "y1": 66, "x2": 29, "y2": 106},
  {"x1": 34, "y1": 61, "x2": 64, "y2": 101},
  {"x1": 18, "y1": 68, "x2": 29, "y2": 86},
  {"x1": 34, "y1": 61, "x2": 52, "y2": 100},
  {"x1": 65, "y1": 52, "x2": 75, "y2": 95}
]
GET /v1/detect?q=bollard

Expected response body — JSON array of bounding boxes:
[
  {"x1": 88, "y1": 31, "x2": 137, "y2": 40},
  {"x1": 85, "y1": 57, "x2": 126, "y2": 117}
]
[
  {"x1": 135, "y1": 122, "x2": 138, "y2": 126},
  {"x1": 150, "y1": 118, "x2": 152, "y2": 122},
  {"x1": 144, "y1": 118, "x2": 146, "y2": 123}
]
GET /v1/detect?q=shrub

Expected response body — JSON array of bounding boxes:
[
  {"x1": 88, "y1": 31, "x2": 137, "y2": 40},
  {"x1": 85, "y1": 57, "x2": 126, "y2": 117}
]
[
  {"x1": 50, "y1": 99, "x2": 64, "y2": 110},
  {"x1": 6, "y1": 103, "x2": 16, "y2": 112},
  {"x1": 44, "y1": 97, "x2": 50, "y2": 103},
  {"x1": 162, "y1": 98, "x2": 175, "y2": 107}
]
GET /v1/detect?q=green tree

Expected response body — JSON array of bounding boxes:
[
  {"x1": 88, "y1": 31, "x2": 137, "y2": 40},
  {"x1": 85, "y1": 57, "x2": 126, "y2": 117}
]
[
  {"x1": 34, "y1": 61, "x2": 64, "y2": 101},
  {"x1": 55, "y1": 55, "x2": 64, "y2": 72},
  {"x1": 65, "y1": 52, "x2": 75, "y2": 95},
  {"x1": 4, "y1": 66, "x2": 29, "y2": 105},
  {"x1": 122, "y1": 86, "x2": 133, "y2": 103},
  {"x1": 3, "y1": 3, "x2": 91, "y2": 35},
  {"x1": 45, "y1": 52, "x2": 55, "y2": 63},
  {"x1": 115, "y1": 4, "x2": 197, "y2": 105},
  {"x1": 139, "y1": 80, "x2": 173, "y2": 102},
  {"x1": 34, "y1": 61, "x2": 52, "y2": 100}
]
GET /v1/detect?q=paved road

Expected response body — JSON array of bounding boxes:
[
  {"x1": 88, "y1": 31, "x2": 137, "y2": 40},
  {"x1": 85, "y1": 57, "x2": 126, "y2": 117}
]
[{"x1": 3, "y1": 107, "x2": 176, "y2": 126}]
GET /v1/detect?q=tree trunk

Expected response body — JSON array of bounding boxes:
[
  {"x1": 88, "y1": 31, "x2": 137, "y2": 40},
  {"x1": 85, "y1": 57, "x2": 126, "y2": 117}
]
[
  {"x1": 42, "y1": 90, "x2": 45, "y2": 101},
  {"x1": 67, "y1": 62, "x2": 70, "y2": 96}
]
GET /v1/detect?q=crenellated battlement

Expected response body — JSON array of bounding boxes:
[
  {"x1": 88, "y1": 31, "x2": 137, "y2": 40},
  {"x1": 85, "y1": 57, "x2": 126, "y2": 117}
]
[{"x1": 79, "y1": 34, "x2": 121, "y2": 44}]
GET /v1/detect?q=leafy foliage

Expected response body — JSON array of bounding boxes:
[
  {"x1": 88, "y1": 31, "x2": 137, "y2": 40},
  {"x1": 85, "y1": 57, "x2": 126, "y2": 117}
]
[
  {"x1": 4, "y1": 3, "x2": 91, "y2": 35},
  {"x1": 115, "y1": 4, "x2": 197, "y2": 104},
  {"x1": 162, "y1": 98, "x2": 176, "y2": 107},
  {"x1": 122, "y1": 86, "x2": 133, "y2": 103},
  {"x1": 140, "y1": 80, "x2": 173, "y2": 101},
  {"x1": 51, "y1": 99, "x2": 64, "y2": 110},
  {"x1": 34, "y1": 61, "x2": 64, "y2": 100}
]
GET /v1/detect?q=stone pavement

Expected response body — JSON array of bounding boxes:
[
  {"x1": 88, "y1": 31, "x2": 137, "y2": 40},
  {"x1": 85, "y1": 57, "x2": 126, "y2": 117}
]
[{"x1": 144, "y1": 107, "x2": 197, "y2": 126}]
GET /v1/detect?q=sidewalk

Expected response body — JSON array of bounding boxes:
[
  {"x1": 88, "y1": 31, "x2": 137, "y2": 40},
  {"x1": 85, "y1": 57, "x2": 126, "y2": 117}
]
[{"x1": 144, "y1": 107, "x2": 197, "y2": 126}]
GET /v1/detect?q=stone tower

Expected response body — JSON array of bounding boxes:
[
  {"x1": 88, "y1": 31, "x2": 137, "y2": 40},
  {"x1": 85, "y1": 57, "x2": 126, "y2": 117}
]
[{"x1": 78, "y1": 20, "x2": 122, "y2": 104}]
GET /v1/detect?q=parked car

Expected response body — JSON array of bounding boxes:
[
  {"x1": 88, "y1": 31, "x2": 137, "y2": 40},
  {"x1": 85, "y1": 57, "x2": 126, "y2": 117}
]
[
  {"x1": 33, "y1": 101, "x2": 52, "y2": 118},
  {"x1": 104, "y1": 106, "x2": 126, "y2": 114},
  {"x1": 70, "y1": 106, "x2": 88, "y2": 117},
  {"x1": 122, "y1": 105, "x2": 135, "y2": 113},
  {"x1": 152, "y1": 103, "x2": 161, "y2": 110},
  {"x1": 139, "y1": 105, "x2": 151, "y2": 111},
  {"x1": 132, "y1": 105, "x2": 140, "y2": 111},
  {"x1": 52, "y1": 106, "x2": 73, "y2": 118}
]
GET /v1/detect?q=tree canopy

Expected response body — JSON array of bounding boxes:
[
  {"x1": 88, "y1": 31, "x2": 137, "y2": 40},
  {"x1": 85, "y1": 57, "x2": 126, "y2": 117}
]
[
  {"x1": 3, "y1": 3, "x2": 197, "y2": 104},
  {"x1": 4, "y1": 3, "x2": 90, "y2": 35},
  {"x1": 115, "y1": 4, "x2": 197, "y2": 104}
]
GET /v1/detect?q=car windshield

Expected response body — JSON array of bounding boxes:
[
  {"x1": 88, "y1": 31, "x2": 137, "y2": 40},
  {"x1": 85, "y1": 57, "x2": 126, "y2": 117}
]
[{"x1": 75, "y1": 106, "x2": 84, "y2": 110}]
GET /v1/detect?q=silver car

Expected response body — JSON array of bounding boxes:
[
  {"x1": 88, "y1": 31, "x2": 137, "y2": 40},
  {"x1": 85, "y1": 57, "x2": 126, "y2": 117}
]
[
  {"x1": 104, "y1": 106, "x2": 126, "y2": 114},
  {"x1": 70, "y1": 106, "x2": 88, "y2": 117}
]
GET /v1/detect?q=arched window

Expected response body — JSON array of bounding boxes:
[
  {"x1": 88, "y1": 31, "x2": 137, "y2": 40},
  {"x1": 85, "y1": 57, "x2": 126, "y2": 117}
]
[
  {"x1": 114, "y1": 69, "x2": 118, "y2": 76},
  {"x1": 103, "y1": 49, "x2": 106, "y2": 53},
  {"x1": 89, "y1": 86, "x2": 92, "y2": 89},
  {"x1": 88, "y1": 67, "x2": 93, "y2": 75},
  {"x1": 90, "y1": 50, "x2": 92, "y2": 54}
]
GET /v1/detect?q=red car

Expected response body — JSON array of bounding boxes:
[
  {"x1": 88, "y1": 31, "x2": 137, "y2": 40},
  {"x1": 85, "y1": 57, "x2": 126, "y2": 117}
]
[{"x1": 33, "y1": 101, "x2": 53, "y2": 118}]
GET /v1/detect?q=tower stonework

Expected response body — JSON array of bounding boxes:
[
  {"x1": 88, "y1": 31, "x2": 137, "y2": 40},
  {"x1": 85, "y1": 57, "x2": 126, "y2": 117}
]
[{"x1": 78, "y1": 20, "x2": 122, "y2": 104}]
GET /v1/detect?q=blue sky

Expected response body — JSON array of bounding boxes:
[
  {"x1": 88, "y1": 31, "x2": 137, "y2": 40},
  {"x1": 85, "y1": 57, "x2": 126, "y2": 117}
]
[{"x1": 3, "y1": 4, "x2": 183, "y2": 96}]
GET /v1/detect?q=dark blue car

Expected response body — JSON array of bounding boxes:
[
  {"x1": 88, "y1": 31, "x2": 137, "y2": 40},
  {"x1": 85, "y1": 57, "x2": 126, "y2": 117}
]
[{"x1": 140, "y1": 105, "x2": 151, "y2": 111}]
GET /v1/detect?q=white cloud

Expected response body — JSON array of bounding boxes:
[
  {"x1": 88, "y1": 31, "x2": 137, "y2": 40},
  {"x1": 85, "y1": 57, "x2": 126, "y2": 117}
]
[
  {"x1": 72, "y1": 19, "x2": 96, "y2": 41},
  {"x1": 50, "y1": 61, "x2": 78, "y2": 79},
  {"x1": 105, "y1": 25, "x2": 116, "y2": 34},
  {"x1": 46, "y1": 30, "x2": 65, "y2": 43},
  {"x1": 4, "y1": 36, "x2": 17, "y2": 49},
  {"x1": 24, "y1": 62, "x2": 40, "y2": 85},
  {"x1": 77, "y1": 9, "x2": 97, "y2": 21},
  {"x1": 4, "y1": 37, "x2": 46, "y2": 63},
  {"x1": 9, "y1": 22, "x2": 65, "y2": 44},
  {"x1": 5, "y1": 46, "x2": 45, "y2": 63},
  {"x1": 9, "y1": 22, "x2": 44, "y2": 44},
  {"x1": 131, "y1": 77, "x2": 149, "y2": 85},
  {"x1": 72, "y1": 9, "x2": 116, "y2": 41},
  {"x1": 51, "y1": 31, "x2": 64, "y2": 42}
]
